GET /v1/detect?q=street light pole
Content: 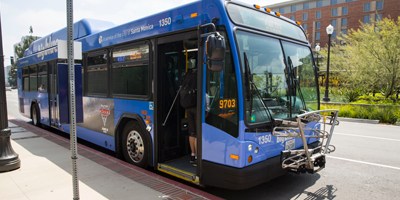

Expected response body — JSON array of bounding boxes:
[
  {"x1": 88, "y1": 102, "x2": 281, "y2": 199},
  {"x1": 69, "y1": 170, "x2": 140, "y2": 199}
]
[
  {"x1": 315, "y1": 44, "x2": 320, "y2": 71},
  {"x1": 0, "y1": 10, "x2": 20, "y2": 172},
  {"x1": 323, "y1": 25, "x2": 334, "y2": 102}
]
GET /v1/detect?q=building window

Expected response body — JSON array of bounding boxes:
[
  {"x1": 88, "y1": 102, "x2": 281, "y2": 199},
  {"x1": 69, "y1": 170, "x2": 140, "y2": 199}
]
[
  {"x1": 303, "y1": 13, "x2": 308, "y2": 21},
  {"x1": 342, "y1": 29, "x2": 347, "y2": 35},
  {"x1": 332, "y1": 19, "x2": 337, "y2": 27},
  {"x1": 315, "y1": 32, "x2": 320, "y2": 40},
  {"x1": 342, "y1": 18, "x2": 347, "y2": 26},
  {"x1": 316, "y1": 21, "x2": 321, "y2": 29},
  {"x1": 342, "y1": 7, "x2": 348, "y2": 15},
  {"x1": 364, "y1": 15, "x2": 370, "y2": 23},
  {"x1": 332, "y1": 30, "x2": 337, "y2": 38},
  {"x1": 290, "y1": 16, "x2": 295, "y2": 21},
  {"x1": 303, "y1": 23, "x2": 307, "y2": 31},
  {"x1": 316, "y1": 11, "x2": 321, "y2": 19},
  {"x1": 346, "y1": 0, "x2": 353, "y2": 2},
  {"x1": 332, "y1": 8, "x2": 337, "y2": 17},
  {"x1": 279, "y1": 7, "x2": 285, "y2": 14},
  {"x1": 364, "y1": 3, "x2": 371, "y2": 12},
  {"x1": 303, "y1": 3, "x2": 309, "y2": 10},
  {"x1": 377, "y1": 13, "x2": 383, "y2": 21},
  {"x1": 291, "y1": 5, "x2": 296, "y2": 12},
  {"x1": 331, "y1": 0, "x2": 337, "y2": 5},
  {"x1": 317, "y1": 1, "x2": 323, "y2": 7},
  {"x1": 377, "y1": 1, "x2": 383, "y2": 10}
]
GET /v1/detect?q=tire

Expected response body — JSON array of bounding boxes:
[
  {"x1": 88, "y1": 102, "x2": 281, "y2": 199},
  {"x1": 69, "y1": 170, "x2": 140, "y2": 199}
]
[
  {"x1": 122, "y1": 121, "x2": 148, "y2": 168},
  {"x1": 31, "y1": 104, "x2": 41, "y2": 127}
]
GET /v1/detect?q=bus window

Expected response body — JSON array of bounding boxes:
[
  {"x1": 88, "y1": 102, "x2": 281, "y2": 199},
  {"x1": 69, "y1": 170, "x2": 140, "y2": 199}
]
[
  {"x1": 29, "y1": 66, "x2": 38, "y2": 92},
  {"x1": 281, "y1": 41, "x2": 318, "y2": 113},
  {"x1": 112, "y1": 44, "x2": 149, "y2": 96},
  {"x1": 38, "y1": 64, "x2": 47, "y2": 92},
  {"x1": 87, "y1": 51, "x2": 108, "y2": 95},
  {"x1": 205, "y1": 29, "x2": 239, "y2": 138},
  {"x1": 22, "y1": 67, "x2": 29, "y2": 91}
]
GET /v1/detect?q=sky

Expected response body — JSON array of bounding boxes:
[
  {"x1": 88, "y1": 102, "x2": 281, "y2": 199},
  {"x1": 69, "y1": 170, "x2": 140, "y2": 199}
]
[{"x1": 0, "y1": 0, "x2": 286, "y2": 66}]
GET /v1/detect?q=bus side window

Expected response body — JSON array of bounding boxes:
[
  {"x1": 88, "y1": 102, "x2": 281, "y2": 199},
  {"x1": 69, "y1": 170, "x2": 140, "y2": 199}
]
[
  {"x1": 87, "y1": 50, "x2": 108, "y2": 95},
  {"x1": 22, "y1": 67, "x2": 29, "y2": 91}
]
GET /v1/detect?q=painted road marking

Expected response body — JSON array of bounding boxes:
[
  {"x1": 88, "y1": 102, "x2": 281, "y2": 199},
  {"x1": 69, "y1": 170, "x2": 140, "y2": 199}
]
[
  {"x1": 327, "y1": 155, "x2": 400, "y2": 171},
  {"x1": 335, "y1": 132, "x2": 400, "y2": 142}
]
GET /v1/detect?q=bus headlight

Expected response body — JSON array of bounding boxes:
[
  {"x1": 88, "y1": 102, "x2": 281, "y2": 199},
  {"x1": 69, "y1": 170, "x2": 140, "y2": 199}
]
[
  {"x1": 248, "y1": 144, "x2": 253, "y2": 151},
  {"x1": 254, "y1": 147, "x2": 259, "y2": 154}
]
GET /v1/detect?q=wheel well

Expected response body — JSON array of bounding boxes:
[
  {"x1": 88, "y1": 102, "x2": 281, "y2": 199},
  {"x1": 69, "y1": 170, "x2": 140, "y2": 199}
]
[{"x1": 115, "y1": 116, "x2": 153, "y2": 167}]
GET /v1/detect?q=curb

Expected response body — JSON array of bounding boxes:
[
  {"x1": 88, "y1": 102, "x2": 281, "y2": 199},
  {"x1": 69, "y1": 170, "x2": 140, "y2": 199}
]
[
  {"x1": 337, "y1": 117, "x2": 379, "y2": 124},
  {"x1": 8, "y1": 116, "x2": 223, "y2": 200}
]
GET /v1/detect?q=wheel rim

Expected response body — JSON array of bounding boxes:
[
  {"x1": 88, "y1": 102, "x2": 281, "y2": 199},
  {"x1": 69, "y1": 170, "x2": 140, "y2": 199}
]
[
  {"x1": 126, "y1": 130, "x2": 144, "y2": 163},
  {"x1": 32, "y1": 107, "x2": 37, "y2": 125}
]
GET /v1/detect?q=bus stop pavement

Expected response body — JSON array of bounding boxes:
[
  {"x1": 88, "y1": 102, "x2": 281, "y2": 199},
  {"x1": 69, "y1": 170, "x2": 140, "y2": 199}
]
[{"x1": 1, "y1": 116, "x2": 222, "y2": 200}]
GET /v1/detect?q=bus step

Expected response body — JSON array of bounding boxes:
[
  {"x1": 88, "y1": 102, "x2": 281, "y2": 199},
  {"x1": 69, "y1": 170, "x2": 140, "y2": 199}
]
[
  {"x1": 273, "y1": 109, "x2": 339, "y2": 172},
  {"x1": 158, "y1": 164, "x2": 199, "y2": 184}
]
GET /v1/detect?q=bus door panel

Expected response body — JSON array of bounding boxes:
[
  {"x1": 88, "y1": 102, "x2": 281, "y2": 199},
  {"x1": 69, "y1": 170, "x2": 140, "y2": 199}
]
[
  {"x1": 49, "y1": 62, "x2": 59, "y2": 126},
  {"x1": 156, "y1": 42, "x2": 185, "y2": 162}
]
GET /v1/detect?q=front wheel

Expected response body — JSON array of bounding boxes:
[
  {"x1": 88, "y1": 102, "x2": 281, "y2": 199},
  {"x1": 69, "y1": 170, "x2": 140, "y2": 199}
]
[
  {"x1": 31, "y1": 104, "x2": 41, "y2": 127},
  {"x1": 122, "y1": 121, "x2": 148, "y2": 168}
]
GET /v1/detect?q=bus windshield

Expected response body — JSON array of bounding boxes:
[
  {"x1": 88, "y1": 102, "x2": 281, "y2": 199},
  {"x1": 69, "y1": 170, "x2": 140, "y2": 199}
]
[{"x1": 236, "y1": 31, "x2": 318, "y2": 124}]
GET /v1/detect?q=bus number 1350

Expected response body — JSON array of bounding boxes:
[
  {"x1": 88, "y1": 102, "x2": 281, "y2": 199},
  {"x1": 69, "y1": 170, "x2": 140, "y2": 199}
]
[{"x1": 159, "y1": 17, "x2": 171, "y2": 27}]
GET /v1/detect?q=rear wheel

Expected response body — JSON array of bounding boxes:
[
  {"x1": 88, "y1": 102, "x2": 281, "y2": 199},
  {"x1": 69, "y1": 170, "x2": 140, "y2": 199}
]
[
  {"x1": 122, "y1": 121, "x2": 148, "y2": 168},
  {"x1": 31, "y1": 104, "x2": 40, "y2": 127}
]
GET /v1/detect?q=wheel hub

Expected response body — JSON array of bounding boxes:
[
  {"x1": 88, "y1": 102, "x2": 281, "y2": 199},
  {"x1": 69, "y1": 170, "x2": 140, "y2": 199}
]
[{"x1": 126, "y1": 131, "x2": 144, "y2": 163}]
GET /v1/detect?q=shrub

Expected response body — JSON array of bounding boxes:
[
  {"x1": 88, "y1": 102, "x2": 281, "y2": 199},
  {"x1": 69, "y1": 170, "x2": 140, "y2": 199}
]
[
  {"x1": 321, "y1": 104, "x2": 400, "y2": 124},
  {"x1": 343, "y1": 88, "x2": 361, "y2": 102}
]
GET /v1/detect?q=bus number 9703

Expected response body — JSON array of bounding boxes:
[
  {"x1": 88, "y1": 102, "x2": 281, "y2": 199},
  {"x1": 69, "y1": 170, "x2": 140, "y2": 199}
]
[{"x1": 159, "y1": 17, "x2": 171, "y2": 27}]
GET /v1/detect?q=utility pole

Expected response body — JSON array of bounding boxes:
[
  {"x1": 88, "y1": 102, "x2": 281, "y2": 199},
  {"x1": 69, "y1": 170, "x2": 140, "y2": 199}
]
[
  {"x1": 0, "y1": 10, "x2": 20, "y2": 172},
  {"x1": 67, "y1": 0, "x2": 79, "y2": 199}
]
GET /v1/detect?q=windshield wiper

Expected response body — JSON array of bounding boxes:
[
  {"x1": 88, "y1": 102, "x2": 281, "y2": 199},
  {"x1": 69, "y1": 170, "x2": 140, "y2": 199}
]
[
  {"x1": 244, "y1": 52, "x2": 275, "y2": 124},
  {"x1": 287, "y1": 57, "x2": 307, "y2": 111}
]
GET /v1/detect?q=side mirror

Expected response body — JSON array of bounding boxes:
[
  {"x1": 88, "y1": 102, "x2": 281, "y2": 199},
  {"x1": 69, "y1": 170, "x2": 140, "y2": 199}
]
[{"x1": 206, "y1": 33, "x2": 225, "y2": 72}]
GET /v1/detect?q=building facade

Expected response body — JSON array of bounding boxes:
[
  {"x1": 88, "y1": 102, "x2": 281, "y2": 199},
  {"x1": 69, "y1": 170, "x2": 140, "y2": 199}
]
[{"x1": 264, "y1": 0, "x2": 400, "y2": 48}]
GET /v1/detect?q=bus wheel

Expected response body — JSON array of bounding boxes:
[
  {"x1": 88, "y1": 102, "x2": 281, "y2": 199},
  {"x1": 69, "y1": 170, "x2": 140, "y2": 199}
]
[
  {"x1": 31, "y1": 104, "x2": 40, "y2": 127},
  {"x1": 122, "y1": 121, "x2": 148, "y2": 168}
]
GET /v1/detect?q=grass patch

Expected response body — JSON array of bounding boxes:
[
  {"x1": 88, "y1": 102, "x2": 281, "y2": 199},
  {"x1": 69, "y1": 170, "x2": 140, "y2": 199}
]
[{"x1": 321, "y1": 104, "x2": 400, "y2": 124}]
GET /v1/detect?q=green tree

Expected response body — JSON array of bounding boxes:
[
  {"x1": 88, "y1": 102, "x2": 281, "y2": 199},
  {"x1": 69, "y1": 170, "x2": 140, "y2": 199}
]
[
  {"x1": 8, "y1": 27, "x2": 38, "y2": 86},
  {"x1": 320, "y1": 16, "x2": 400, "y2": 98}
]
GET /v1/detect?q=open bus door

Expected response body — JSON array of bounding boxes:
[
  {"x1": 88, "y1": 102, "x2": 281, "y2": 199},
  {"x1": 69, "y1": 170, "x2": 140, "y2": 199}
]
[{"x1": 155, "y1": 30, "x2": 201, "y2": 183}]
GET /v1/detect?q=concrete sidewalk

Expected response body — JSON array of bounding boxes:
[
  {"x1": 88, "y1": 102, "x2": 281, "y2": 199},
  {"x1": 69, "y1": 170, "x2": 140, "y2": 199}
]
[{"x1": 1, "y1": 117, "x2": 222, "y2": 200}]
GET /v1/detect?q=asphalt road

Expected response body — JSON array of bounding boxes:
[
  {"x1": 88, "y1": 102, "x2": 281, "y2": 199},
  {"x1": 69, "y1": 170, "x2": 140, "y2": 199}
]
[{"x1": 5, "y1": 89, "x2": 400, "y2": 199}]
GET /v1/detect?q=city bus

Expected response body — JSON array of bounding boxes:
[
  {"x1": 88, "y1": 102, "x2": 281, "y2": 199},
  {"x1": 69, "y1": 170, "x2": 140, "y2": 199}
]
[{"x1": 17, "y1": 0, "x2": 339, "y2": 190}]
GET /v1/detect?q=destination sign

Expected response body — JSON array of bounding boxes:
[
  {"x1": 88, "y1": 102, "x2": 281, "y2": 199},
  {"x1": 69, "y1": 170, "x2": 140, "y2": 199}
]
[{"x1": 227, "y1": 4, "x2": 307, "y2": 42}]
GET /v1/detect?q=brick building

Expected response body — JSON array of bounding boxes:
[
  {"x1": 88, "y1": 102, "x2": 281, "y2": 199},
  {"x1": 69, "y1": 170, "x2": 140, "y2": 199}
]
[{"x1": 263, "y1": 0, "x2": 400, "y2": 48}]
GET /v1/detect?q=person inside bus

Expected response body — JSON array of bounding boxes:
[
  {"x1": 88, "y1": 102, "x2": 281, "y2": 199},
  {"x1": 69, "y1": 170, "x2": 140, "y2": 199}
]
[
  {"x1": 181, "y1": 56, "x2": 198, "y2": 166},
  {"x1": 38, "y1": 84, "x2": 46, "y2": 92}
]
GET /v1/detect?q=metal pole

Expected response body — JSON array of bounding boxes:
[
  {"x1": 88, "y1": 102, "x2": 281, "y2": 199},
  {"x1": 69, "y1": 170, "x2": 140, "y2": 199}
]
[
  {"x1": 0, "y1": 10, "x2": 20, "y2": 172},
  {"x1": 67, "y1": 0, "x2": 79, "y2": 199},
  {"x1": 323, "y1": 35, "x2": 331, "y2": 102}
]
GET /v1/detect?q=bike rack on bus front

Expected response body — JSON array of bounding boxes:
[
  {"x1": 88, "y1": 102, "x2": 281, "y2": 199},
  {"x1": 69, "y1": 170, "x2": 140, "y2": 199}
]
[{"x1": 272, "y1": 109, "x2": 339, "y2": 174}]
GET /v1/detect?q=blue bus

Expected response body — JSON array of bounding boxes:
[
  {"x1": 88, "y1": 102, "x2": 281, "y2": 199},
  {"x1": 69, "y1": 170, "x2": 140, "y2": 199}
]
[{"x1": 17, "y1": 0, "x2": 339, "y2": 190}]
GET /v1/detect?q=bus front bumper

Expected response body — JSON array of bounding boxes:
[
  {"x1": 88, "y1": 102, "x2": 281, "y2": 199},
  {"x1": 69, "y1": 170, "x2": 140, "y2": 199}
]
[{"x1": 201, "y1": 141, "x2": 321, "y2": 190}]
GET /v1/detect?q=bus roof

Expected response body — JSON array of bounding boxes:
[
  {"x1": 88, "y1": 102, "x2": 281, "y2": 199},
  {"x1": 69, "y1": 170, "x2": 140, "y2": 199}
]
[{"x1": 23, "y1": 18, "x2": 115, "y2": 57}]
